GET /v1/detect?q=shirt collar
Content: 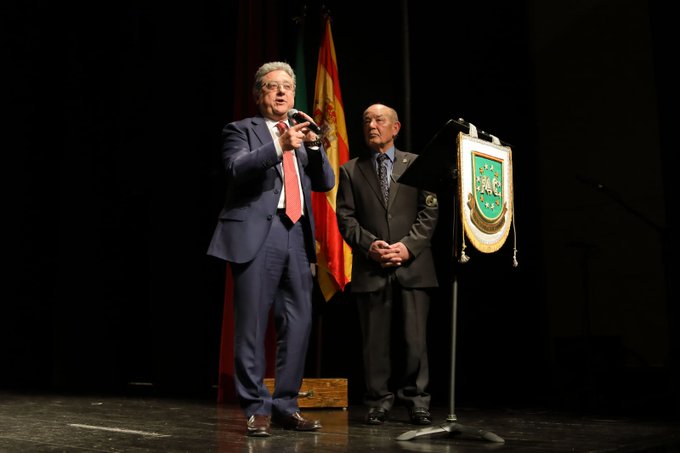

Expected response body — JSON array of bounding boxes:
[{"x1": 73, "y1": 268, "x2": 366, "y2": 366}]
[
  {"x1": 266, "y1": 118, "x2": 289, "y2": 129},
  {"x1": 372, "y1": 147, "x2": 395, "y2": 163}
]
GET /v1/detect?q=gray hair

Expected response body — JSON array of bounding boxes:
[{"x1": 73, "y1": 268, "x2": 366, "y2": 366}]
[
  {"x1": 384, "y1": 106, "x2": 399, "y2": 122},
  {"x1": 252, "y1": 61, "x2": 296, "y2": 99},
  {"x1": 363, "y1": 103, "x2": 400, "y2": 123}
]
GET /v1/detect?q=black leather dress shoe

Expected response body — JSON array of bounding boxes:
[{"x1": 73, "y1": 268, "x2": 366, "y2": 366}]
[
  {"x1": 273, "y1": 411, "x2": 322, "y2": 431},
  {"x1": 409, "y1": 407, "x2": 432, "y2": 425},
  {"x1": 365, "y1": 408, "x2": 388, "y2": 425},
  {"x1": 246, "y1": 414, "x2": 271, "y2": 437}
]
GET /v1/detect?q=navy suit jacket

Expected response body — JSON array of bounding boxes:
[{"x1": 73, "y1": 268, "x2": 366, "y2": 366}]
[{"x1": 208, "y1": 115, "x2": 335, "y2": 264}]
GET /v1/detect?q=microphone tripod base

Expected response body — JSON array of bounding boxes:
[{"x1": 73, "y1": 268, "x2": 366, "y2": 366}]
[{"x1": 396, "y1": 421, "x2": 505, "y2": 443}]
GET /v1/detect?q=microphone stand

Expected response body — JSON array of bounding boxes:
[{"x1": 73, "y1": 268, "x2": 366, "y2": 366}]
[{"x1": 396, "y1": 118, "x2": 505, "y2": 443}]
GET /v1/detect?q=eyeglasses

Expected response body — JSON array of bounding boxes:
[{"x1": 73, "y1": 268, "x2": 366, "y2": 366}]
[{"x1": 262, "y1": 81, "x2": 294, "y2": 92}]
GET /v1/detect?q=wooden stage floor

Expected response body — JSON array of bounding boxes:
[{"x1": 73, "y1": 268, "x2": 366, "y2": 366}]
[{"x1": 1, "y1": 390, "x2": 679, "y2": 452}]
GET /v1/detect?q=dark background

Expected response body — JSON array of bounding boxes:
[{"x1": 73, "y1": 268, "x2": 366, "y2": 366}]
[{"x1": 5, "y1": 0, "x2": 678, "y2": 417}]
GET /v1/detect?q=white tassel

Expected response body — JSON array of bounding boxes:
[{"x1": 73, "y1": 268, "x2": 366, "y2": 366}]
[
  {"x1": 459, "y1": 249, "x2": 470, "y2": 263},
  {"x1": 511, "y1": 216, "x2": 519, "y2": 267},
  {"x1": 459, "y1": 217, "x2": 470, "y2": 263}
]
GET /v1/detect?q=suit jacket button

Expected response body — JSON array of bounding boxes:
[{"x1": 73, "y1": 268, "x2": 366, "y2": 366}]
[
  {"x1": 274, "y1": 189, "x2": 280, "y2": 194},
  {"x1": 267, "y1": 214, "x2": 273, "y2": 220}
]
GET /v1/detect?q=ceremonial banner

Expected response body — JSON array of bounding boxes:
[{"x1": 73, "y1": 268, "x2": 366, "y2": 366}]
[
  {"x1": 312, "y1": 17, "x2": 352, "y2": 301},
  {"x1": 457, "y1": 126, "x2": 515, "y2": 256}
]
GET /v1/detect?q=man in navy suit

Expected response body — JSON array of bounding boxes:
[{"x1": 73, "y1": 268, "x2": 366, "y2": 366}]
[
  {"x1": 208, "y1": 61, "x2": 335, "y2": 437},
  {"x1": 336, "y1": 104, "x2": 439, "y2": 426}
]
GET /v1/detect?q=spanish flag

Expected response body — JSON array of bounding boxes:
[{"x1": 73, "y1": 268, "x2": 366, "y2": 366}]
[{"x1": 312, "y1": 17, "x2": 351, "y2": 301}]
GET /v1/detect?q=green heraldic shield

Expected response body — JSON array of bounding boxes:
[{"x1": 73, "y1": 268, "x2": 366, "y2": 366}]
[{"x1": 457, "y1": 132, "x2": 515, "y2": 255}]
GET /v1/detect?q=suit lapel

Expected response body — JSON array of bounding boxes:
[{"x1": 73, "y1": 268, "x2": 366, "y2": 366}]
[
  {"x1": 357, "y1": 156, "x2": 385, "y2": 207},
  {"x1": 391, "y1": 150, "x2": 410, "y2": 182},
  {"x1": 389, "y1": 150, "x2": 412, "y2": 207},
  {"x1": 356, "y1": 151, "x2": 412, "y2": 209},
  {"x1": 251, "y1": 116, "x2": 285, "y2": 179},
  {"x1": 252, "y1": 116, "x2": 271, "y2": 147}
]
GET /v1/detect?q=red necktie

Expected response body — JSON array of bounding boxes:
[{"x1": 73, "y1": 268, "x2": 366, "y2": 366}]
[{"x1": 276, "y1": 121, "x2": 302, "y2": 223}]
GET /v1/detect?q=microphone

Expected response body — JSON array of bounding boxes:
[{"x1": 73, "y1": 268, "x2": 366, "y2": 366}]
[{"x1": 287, "y1": 109, "x2": 321, "y2": 134}]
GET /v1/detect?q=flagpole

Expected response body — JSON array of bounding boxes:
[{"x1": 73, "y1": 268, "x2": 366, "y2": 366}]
[{"x1": 400, "y1": 0, "x2": 412, "y2": 152}]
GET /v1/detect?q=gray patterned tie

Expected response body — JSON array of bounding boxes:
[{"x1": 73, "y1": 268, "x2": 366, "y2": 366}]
[{"x1": 377, "y1": 153, "x2": 390, "y2": 206}]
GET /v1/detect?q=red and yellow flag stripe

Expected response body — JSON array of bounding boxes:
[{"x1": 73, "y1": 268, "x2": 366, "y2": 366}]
[{"x1": 312, "y1": 17, "x2": 352, "y2": 301}]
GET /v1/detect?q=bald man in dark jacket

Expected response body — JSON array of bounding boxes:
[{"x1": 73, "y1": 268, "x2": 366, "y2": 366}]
[{"x1": 336, "y1": 104, "x2": 438, "y2": 426}]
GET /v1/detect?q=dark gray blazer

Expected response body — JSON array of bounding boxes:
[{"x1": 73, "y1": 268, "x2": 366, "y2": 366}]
[{"x1": 336, "y1": 149, "x2": 439, "y2": 292}]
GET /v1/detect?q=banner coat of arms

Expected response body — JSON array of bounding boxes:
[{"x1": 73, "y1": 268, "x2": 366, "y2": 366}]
[{"x1": 457, "y1": 125, "x2": 517, "y2": 264}]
